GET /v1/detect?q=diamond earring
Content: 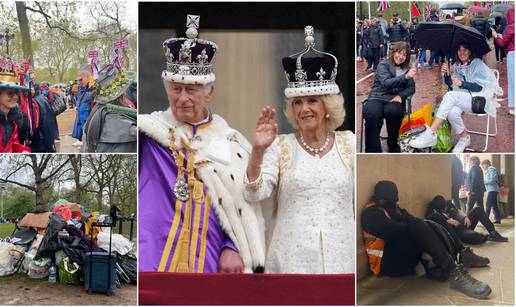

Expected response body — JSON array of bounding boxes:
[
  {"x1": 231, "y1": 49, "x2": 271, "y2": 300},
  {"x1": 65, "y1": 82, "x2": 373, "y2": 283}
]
[{"x1": 325, "y1": 113, "x2": 330, "y2": 119}]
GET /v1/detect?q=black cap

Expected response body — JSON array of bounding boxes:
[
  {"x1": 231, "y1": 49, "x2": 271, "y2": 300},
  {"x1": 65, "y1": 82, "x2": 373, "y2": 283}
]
[{"x1": 393, "y1": 11, "x2": 399, "y2": 17}]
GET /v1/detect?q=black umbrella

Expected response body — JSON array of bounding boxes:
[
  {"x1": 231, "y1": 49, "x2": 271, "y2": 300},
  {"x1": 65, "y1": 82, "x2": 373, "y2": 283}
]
[
  {"x1": 441, "y1": 3, "x2": 466, "y2": 10},
  {"x1": 414, "y1": 21, "x2": 491, "y2": 59}
]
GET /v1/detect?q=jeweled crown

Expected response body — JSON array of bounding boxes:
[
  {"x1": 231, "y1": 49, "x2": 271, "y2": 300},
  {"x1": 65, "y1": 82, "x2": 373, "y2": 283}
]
[
  {"x1": 162, "y1": 14, "x2": 218, "y2": 85},
  {"x1": 282, "y1": 26, "x2": 339, "y2": 98}
]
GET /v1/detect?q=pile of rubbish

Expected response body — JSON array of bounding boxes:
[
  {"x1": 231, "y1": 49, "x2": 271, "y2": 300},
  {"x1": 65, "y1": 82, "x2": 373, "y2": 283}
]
[{"x1": 0, "y1": 200, "x2": 136, "y2": 294}]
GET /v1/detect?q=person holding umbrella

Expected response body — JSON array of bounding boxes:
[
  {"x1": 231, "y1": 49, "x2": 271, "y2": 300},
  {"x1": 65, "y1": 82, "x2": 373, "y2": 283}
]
[{"x1": 409, "y1": 41, "x2": 502, "y2": 152}]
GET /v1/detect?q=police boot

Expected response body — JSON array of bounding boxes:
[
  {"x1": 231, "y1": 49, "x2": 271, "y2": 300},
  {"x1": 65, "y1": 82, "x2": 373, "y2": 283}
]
[{"x1": 450, "y1": 264, "x2": 491, "y2": 299}]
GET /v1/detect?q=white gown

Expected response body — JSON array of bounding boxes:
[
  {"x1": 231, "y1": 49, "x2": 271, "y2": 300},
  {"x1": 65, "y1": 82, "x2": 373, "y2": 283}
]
[{"x1": 243, "y1": 132, "x2": 355, "y2": 274}]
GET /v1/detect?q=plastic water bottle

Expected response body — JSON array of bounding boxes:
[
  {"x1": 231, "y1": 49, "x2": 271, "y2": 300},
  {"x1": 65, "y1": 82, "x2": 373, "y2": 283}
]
[{"x1": 48, "y1": 265, "x2": 57, "y2": 283}]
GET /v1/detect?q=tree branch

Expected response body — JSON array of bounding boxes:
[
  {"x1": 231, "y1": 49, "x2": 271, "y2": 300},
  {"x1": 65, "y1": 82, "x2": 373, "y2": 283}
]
[{"x1": 0, "y1": 178, "x2": 36, "y2": 192}]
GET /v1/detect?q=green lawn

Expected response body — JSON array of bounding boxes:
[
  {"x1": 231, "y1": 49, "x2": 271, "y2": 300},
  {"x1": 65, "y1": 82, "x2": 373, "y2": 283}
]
[{"x1": 0, "y1": 223, "x2": 15, "y2": 239}]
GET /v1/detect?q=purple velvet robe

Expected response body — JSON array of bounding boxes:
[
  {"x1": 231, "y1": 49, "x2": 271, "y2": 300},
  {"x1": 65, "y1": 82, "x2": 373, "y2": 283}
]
[{"x1": 138, "y1": 127, "x2": 237, "y2": 273}]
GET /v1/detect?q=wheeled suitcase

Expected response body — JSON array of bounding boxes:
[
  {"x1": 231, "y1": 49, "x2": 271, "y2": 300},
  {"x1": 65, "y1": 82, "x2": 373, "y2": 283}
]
[{"x1": 84, "y1": 222, "x2": 116, "y2": 295}]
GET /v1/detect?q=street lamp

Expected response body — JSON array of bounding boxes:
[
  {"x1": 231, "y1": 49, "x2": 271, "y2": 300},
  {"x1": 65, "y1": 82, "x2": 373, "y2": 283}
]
[{"x1": 0, "y1": 30, "x2": 15, "y2": 55}]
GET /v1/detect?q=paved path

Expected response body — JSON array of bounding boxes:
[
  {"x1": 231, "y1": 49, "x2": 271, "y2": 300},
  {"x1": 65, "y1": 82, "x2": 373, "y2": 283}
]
[{"x1": 55, "y1": 108, "x2": 81, "y2": 153}]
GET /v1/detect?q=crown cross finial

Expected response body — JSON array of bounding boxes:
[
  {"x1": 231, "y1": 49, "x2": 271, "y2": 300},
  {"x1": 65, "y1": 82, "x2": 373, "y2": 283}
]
[
  {"x1": 186, "y1": 14, "x2": 200, "y2": 39},
  {"x1": 186, "y1": 14, "x2": 200, "y2": 29}
]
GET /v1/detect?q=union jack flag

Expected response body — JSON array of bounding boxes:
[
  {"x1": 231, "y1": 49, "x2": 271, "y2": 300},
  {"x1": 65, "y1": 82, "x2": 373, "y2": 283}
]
[
  {"x1": 377, "y1": 1, "x2": 390, "y2": 11},
  {"x1": 110, "y1": 40, "x2": 128, "y2": 72},
  {"x1": 426, "y1": 2, "x2": 432, "y2": 18}
]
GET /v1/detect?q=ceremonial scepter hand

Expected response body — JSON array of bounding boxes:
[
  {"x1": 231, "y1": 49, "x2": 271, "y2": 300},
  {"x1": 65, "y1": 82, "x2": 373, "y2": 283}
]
[{"x1": 247, "y1": 106, "x2": 278, "y2": 182}]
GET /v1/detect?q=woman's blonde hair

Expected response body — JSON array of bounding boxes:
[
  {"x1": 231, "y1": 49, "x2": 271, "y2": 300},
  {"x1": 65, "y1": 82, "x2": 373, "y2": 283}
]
[{"x1": 284, "y1": 94, "x2": 345, "y2": 131}]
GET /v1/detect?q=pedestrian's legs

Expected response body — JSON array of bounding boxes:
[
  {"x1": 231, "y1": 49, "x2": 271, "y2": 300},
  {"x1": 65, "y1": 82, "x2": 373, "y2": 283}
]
[
  {"x1": 476, "y1": 191, "x2": 485, "y2": 210},
  {"x1": 507, "y1": 51, "x2": 514, "y2": 109},
  {"x1": 468, "y1": 206, "x2": 495, "y2": 232},
  {"x1": 384, "y1": 102, "x2": 404, "y2": 152},
  {"x1": 382, "y1": 38, "x2": 387, "y2": 58},
  {"x1": 486, "y1": 191, "x2": 501, "y2": 223},
  {"x1": 419, "y1": 50, "x2": 427, "y2": 64},
  {"x1": 486, "y1": 191, "x2": 493, "y2": 221},
  {"x1": 429, "y1": 51, "x2": 436, "y2": 66},
  {"x1": 466, "y1": 194, "x2": 476, "y2": 213},
  {"x1": 452, "y1": 184, "x2": 461, "y2": 210},
  {"x1": 372, "y1": 48, "x2": 380, "y2": 70},
  {"x1": 366, "y1": 48, "x2": 373, "y2": 69},
  {"x1": 363, "y1": 99, "x2": 385, "y2": 152}
]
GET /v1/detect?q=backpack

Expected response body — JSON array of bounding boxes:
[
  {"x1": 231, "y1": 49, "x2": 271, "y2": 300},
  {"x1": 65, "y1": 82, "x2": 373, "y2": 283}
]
[{"x1": 50, "y1": 92, "x2": 67, "y2": 116}]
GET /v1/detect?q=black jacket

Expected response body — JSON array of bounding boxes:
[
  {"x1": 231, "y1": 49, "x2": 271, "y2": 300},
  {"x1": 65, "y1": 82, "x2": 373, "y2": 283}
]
[
  {"x1": 467, "y1": 164, "x2": 486, "y2": 193},
  {"x1": 451, "y1": 155, "x2": 465, "y2": 186},
  {"x1": 470, "y1": 17, "x2": 491, "y2": 39},
  {"x1": 361, "y1": 204, "x2": 421, "y2": 277},
  {"x1": 368, "y1": 60, "x2": 416, "y2": 102},
  {"x1": 387, "y1": 22, "x2": 407, "y2": 43},
  {"x1": 366, "y1": 24, "x2": 383, "y2": 48}
]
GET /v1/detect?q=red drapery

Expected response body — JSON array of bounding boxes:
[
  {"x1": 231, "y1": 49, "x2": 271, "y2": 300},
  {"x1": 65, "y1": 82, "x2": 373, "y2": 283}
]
[{"x1": 139, "y1": 272, "x2": 355, "y2": 305}]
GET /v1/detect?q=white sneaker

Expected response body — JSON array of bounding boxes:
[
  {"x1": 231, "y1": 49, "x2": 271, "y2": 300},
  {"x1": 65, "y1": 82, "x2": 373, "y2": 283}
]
[
  {"x1": 417, "y1": 63, "x2": 422, "y2": 68},
  {"x1": 72, "y1": 141, "x2": 83, "y2": 147},
  {"x1": 408, "y1": 126, "x2": 437, "y2": 148},
  {"x1": 452, "y1": 135, "x2": 471, "y2": 153}
]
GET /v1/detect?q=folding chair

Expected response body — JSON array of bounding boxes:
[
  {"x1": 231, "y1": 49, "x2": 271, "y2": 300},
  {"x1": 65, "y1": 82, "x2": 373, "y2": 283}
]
[{"x1": 465, "y1": 69, "x2": 500, "y2": 152}]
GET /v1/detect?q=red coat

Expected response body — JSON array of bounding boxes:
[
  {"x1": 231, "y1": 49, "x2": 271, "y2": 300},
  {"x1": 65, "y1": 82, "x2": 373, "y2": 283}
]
[
  {"x1": 495, "y1": 7, "x2": 515, "y2": 52},
  {"x1": 0, "y1": 121, "x2": 31, "y2": 153}
]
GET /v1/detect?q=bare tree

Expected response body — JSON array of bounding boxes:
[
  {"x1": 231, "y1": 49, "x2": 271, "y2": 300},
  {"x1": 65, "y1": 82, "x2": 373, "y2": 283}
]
[
  {"x1": 15, "y1": 1, "x2": 33, "y2": 66},
  {"x1": 66, "y1": 155, "x2": 95, "y2": 203},
  {"x1": 0, "y1": 155, "x2": 71, "y2": 212},
  {"x1": 109, "y1": 156, "x2": 136, "y2": 214},
  {"x1": 86, "y1": 155, "x2": 123, "y2": 211}
]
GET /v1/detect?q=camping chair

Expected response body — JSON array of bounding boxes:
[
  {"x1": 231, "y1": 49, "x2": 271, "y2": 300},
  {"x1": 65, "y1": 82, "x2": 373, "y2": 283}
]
[
  {"x1": 9, "y1": 225, "x2": 37, "y2": 273},
  {"x1": 359, "y1": 95, "x2": 413, "y2": 153},
  {"x1": 465, "y1": 69, "x2": 500, "y2": 152}
]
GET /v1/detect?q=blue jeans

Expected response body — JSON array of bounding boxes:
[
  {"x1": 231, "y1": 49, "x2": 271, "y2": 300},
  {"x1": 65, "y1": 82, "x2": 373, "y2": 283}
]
[
  {"x1": 428, "y1": 51, "x2": 440, "y2": 66},
  {"x1": 419, "y1": 50, "x2": 427, "y2": 64},
  {"x1": 486, "y1": 191, "x2": 501, "y2": 222},
  {"x1": 508, "y1": 51, "x2": 514, "y2": 108}
]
